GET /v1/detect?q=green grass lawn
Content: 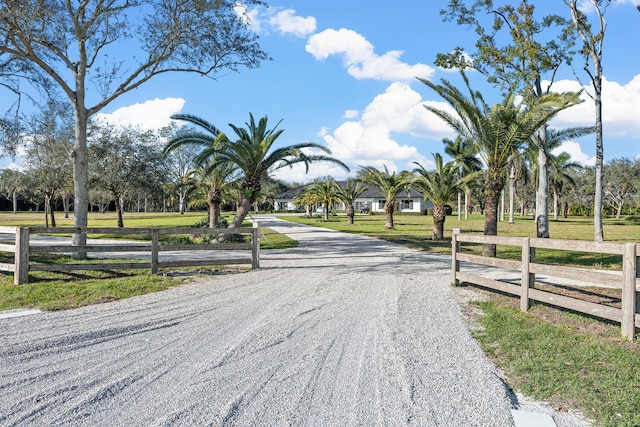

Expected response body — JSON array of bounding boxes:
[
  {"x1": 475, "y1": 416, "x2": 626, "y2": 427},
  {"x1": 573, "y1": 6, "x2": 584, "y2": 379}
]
[{"x1": 282, "y1": 212, "x2": 640, "y2": 269}]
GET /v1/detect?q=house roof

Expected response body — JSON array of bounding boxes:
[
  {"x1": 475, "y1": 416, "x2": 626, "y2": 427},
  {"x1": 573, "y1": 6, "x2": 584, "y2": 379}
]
[{"x1": 273, "y1": 181, "x2": 424, "y2": 200}]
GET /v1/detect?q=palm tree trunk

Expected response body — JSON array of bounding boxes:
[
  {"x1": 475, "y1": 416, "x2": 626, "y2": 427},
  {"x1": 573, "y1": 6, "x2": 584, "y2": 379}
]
[
  {"x1": 208, "y1": 202, "x2": 215, "y2": 228},
  {"x1": 483, "y1": 170, "x2": 503, "y2": 257},
  {"x1": 432, "y1": 204, "x2": 446, "y2": 239},
  {"x1": 457, "y1": 191, "x2": 462, "y2": 221},
  {"x1": 346, "y1": 204, "x2": 354, "y2": 225},
  {"x1": 385, "y1": 200, "x2": 395, "y2": 229}
]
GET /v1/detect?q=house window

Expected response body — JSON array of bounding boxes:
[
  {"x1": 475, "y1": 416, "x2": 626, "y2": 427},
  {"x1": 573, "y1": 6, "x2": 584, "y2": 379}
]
[
  {"x1": 378, "y1": 200, "x2": 385, "y2": 210},
  {"x1": 277, "y1": 201, "x2": 288, "y2": 210},
  {"x1": 400, "y1": 200, "x2": 413, "y2": 210}
]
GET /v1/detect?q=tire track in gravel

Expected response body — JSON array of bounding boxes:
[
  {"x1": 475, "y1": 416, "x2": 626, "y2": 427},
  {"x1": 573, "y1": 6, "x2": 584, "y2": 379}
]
[{"x1": 0, "y1": 216, "x2": 516, "y2": 426}]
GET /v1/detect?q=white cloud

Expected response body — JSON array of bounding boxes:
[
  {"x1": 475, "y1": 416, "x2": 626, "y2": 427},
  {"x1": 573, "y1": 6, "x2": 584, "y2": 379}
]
[
  {"x1": 552, "y1": 141, "x2": 596, "y2": 166},
  {"x1": 306, "y1": 28, "x2": 435, "y2": 82},
  {"x1": 550, "y1": 75, "x2": 640, "y2": 139},
  {"x1": 276, "y1": 82, "x2": 451, "y2": 183},
  {"x1": 93, "y1": 98, "x2": 186, "y2": 131},
  {"x1": 343, "y1": 110, "x2": 359, "y2": 119},
  {"x1": 268, "y1": 9, "x2": 316, "y2": 38}
]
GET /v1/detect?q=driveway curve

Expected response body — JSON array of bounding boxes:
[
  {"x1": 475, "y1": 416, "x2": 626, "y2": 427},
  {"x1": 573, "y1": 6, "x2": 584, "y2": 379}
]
[{"x1": 1, "y1": 216, "x2": 516, "y2": 426}]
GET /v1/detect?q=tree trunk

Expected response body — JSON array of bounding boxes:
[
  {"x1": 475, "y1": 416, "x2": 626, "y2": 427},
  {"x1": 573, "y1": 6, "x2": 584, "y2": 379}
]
[
  {"x1": 49, "y1": 195, "x2": 56, "y2": 227},
  {"x1": 117, "y1": 195, "x2": 124, "y2": 228},
  {"x1": 593, "y1": 69, "x2": 604, "y2": 242},
  {"x1": 457, "y1": 191, "x2": 461, "y2": 221},
  {"x1": 63, "y1": 192, "x2": 70, "y2": 218},
  {"x1": 508, "y1": 164, "x2": 516, "y2": 224},
  {"x1": 179, "y1": 190, "x2": 186, "y2": 215},
  {"x1": 323, "y1": 202, "x2": 329, "y2": 221},
  {"x1": 346, "y1": 203, "x2": 354, "y2": 225},
  {"x1": 208, "y1": 202, "x2": 215, "y2": 228},
  {"x1": 464, "y1": 190, "x2": 469, "y2": 219},
  {"x1": 72, "y1": 103, "x2": 89, "y2": 258},
  {"x1": 535, "y1": 138, "x2": 550, "y2": 238},
  {"x1": 553, "y1": 189, "x2": 559, "y2": 220},
  {"x1": 384, "y1": 200, "x2": 395, "y2": 229},
  {"x1": 44, "y1": 195, "x2": 50, "y2": 228},
  {"x1": 12, "y1": 191, "x2": 17, "y2": 214},
  {"x1": 483, "y1": 169, "x2": 504, "y2": 257},
  {"x1": 226, "y1": 197, "x2": 252, "y2": 230},
  {"x1": 432, "y1": 204, "x2": 446, "y2": 240}
]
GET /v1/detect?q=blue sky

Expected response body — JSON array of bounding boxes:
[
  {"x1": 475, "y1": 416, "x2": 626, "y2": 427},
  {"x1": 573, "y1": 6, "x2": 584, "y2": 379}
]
[{"x1": 3, "y1": 1, "x2": 640, "y2": 184}]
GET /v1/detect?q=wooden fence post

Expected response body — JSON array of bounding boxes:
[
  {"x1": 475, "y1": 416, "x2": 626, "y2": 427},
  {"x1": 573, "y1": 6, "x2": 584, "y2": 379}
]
[
  {"x1": 252, "y1": 222, "x2": 260, "y2": 269},
  {"x1": 14, "y1": 227, "x2": 29, "y2": 285},
  {"x1": 520, "y1": 238, "x2": 535, "y2": 312},
  {"x1": 452, "y1": 228, "x2": 460, "y2": 285},
  {"x1": 151, "y1": 229, "x2": 159, "y2": 274},
  {"x1": 621, "y1": 242, "x2": 637, "y2": 341}
]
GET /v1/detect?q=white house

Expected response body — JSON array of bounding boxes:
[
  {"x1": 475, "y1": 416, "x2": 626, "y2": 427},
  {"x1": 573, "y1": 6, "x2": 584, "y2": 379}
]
[{"x1": 273, "y1": 182, "x2": 433, "y2": 214}]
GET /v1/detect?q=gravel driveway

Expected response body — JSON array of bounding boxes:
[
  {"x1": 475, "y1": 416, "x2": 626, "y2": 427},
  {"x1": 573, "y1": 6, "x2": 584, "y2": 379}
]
[{"x1": 1, "y1": 216, "x2": 518, "y2": 426}]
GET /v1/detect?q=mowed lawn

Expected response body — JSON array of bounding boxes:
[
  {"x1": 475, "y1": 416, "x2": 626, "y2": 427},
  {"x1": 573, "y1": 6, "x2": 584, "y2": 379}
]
[{"x1": 283, "y1": 212, "x2": 640, "y2": 269}]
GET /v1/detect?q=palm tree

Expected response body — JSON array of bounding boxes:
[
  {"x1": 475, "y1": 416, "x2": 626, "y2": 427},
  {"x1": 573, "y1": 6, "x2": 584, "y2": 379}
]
[
  {"x1": 549, "y1": 151, "x2": 581, "y2": 220},
  {"x1": 187, "y1": 160, "x2": 239, "y2": 228},
  {"x1": 414, "y1": 153, "x2": 479, "y2": 240},
  {"x1": 165, "y1": 113, "x2": 349, "y2": 231},
  {"x1": 359, "y1": 165, "x2": 414, "y2": 230},
  {"x1": 419, "y1": 73, "x2": 581, "y2": 256},
  {"x1": 305, "y1": 179, "x2": 341, "y2": 221},
  {"x1": 527, "y1": 126, "x2": 594, "y2": 224},
  {"x1": 333, "y1": 179, "x2": 367, "y2": 224},
  {"x1": 443, "y1": 135, "x2": 482, "y2": 219}
]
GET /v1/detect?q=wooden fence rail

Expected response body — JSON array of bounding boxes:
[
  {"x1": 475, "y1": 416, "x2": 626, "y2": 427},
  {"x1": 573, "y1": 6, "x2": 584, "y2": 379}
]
[
  {"x1": 452, "y1": 228, "x2": 639, "y2": 341},
  {"x1": 0, "y1": 224, "x2": 260, "y2": 285}
]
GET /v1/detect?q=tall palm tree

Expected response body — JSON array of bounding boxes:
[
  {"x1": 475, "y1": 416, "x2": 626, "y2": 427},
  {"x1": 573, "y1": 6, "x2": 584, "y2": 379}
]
[
  {"x1": 419, "y1": 73, "x2": 581, "y2": 256},
  {"x1": 359, "y1": 165, "x2": 414, "y2": 230},
  {"x1": 333, "y1": 179, "x2": 367, "y2": 224},
  {"x1": 414, "y1": 153, "x2": 480, "y2": 240},
  {"x1": 443, "y1": 135, "x2": 482, "y2": 219},
  {"x1": 165, "y1": 113, "x2": 349, "y2": 231}
]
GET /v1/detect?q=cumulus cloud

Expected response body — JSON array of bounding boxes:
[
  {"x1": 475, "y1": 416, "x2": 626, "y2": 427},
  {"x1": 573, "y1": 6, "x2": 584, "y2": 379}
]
[
  {"x1": 274, "y1": 82, "x2": 449, "y2": 182},
  {"x1": 268, "y1": 8, "x2": 316, "y2": 37},
  {"x1": 93, "y1": 98, "x2": 186, "y2": 131},
  {"x1": 552, "y1": 141, "x2": 596, "y2": 166},
  {"x1": 343, "y1": 110, "x2": 359, "y2": 119},
  {"x1": 550, "y1": 75, "x2": 640, "y2": 139},
  {"x1": 306, "y1": 28, "x2": 435, "y2": 82}
]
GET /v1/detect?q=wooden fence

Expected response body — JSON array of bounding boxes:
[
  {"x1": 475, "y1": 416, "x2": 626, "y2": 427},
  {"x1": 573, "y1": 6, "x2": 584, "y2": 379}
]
[
  {"x1": 0, "y1": 224, "x2": 260, "y2": 285},
  {"x1": 452, "y1": 229, "x2": 640, "y2": 341}
]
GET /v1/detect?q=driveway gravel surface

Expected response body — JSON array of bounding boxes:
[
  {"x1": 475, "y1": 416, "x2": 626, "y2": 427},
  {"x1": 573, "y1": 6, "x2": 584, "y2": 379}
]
[{"x1": 1, "y1": 216, "x2": 546, "y2": 426}]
